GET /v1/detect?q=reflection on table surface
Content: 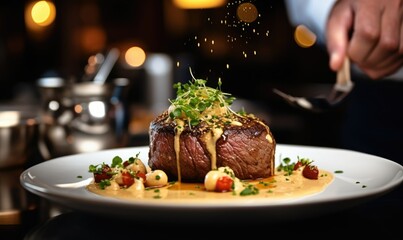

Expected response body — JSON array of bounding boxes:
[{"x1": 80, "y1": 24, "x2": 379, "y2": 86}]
[{"x1": 1, "y1": 181, "x2": 402, "y2": 240}]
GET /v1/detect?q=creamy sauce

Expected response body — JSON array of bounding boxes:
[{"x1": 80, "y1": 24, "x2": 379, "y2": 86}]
[
  {"x1": 171, "y1": 111, "x2": 274, "y2": 184},
  {"x1": 174, "y1": 119, "x2": 184, "y2": 182},
  {"x1": 201, "y1": 128, "x2": 223, "y2": 170},
  {"x1": 257, "y1": 120, "x2": 273, "y2": 143},
  {"x1": 87, "y1": 169, "x2": 334, "y2": 202}
]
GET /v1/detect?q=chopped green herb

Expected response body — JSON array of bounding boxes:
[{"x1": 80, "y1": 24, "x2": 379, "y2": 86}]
[
  {"x1": 99, "y1": 179, "x2": 111, "y2": 189},
  {"x1": 334, "y1": 170, "x2": 344, "y2": 174},
  {"x1": 239, "y1": 184, "x2": 259, "y2": 196}
]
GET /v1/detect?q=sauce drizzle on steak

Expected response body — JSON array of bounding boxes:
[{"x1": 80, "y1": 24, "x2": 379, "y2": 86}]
[{"x1": 148, "y1": 76, "x2": 276, "y2": 182}]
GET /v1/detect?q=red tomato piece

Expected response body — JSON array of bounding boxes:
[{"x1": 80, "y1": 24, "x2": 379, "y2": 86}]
[
  {"x1": 215, "y1": 176, "x2": 234, "y2": 192},
  {"x1": 137, "y1": 172, "x2": 146, "y2": 182},
  {"x1": 302, "y1": 165, "x2": 319, "y2": 179},
  {"x1": 293, "y1": 161, "x2": 303, "y2": 170},
  {"x1": 120, "y1": 172, "x2": 134, "y2": 187},
  {"x1": 94, "y1": 164, "x2": 112, "y2": 183}
]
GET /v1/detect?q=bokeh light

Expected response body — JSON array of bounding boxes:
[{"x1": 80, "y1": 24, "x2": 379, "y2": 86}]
[
  {"x1": 173, "y1": 0, "x2": 227, "y2": 9},
  {"x1": 31, "y1": 1, "x2": 56, "y2": 27},
  {"x1": 294, "y1": 25, "x2": 316, "y2": 48},
  {"x1": 236, "y1": 2, "x2": 258, "y2": 23},
  {"x1": 25, "y1": 0, "x2": 56, "y2": 35},
  {"x1": 125, "y1": 46, "x2": 146, "y2": 68},
  {"x1": 80, "y1": 27, "x2": 107, "y2": 54}
]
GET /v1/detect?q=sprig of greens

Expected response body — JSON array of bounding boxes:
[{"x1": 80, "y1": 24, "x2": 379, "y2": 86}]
[
  {"x1": 276, "y1": 156, "x2": 314, "y2": 176},
  {"x1": 276, "y1": 157, "x2": 295, "y2": 176},
  {"x1": 168, "y1": 70, "x2": 236, "y2": 127}
]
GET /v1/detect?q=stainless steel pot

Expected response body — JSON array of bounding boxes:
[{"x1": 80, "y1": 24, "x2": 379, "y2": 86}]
[{"x1": 0, "y1": 109, "x2": 40, "y2": 169}]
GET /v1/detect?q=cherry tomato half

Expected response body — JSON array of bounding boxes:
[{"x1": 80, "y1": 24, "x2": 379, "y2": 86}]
[
  {"x1": 119, "y1": 172, "x2": 135, "y2": 187},
  {"x1": 94, "y1": 164, "x2": 112, "y2": 183},
  {"x1": 137, "y1": 172, "x2": 146, "y2": 182},
  {"x1": 215, "y1": 176, "x2": 233, "y2": 192},
  {"x1": 302, "y1": 165, "x2": 319, "y2": 179}
]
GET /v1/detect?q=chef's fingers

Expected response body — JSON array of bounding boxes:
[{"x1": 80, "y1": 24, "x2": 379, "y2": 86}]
[{"x1": 326, "y1": 1, "x2": 354, "y2": 72}]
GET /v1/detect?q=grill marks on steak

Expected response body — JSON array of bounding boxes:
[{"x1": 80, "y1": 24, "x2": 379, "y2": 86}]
[{"x1": 148, "y1": 111, "x2": 276, "y2": 182}]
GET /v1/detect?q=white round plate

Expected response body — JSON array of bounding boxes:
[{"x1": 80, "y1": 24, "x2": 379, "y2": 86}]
[{"x1": 20, "y1": 144, "x2": 403, "y2": 222}]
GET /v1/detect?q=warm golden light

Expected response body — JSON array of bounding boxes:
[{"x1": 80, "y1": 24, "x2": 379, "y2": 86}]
[
  {"x1": 125, "y1": 46, "x2": 146, "y2": 68},
  {"x1": 294, "y1": 25, "x2": 317, "y2": 48},
  {"x1": 31, "y1": 1, "x2": 56, "y2": 27},
  {"x1": 0, "y1": 111, "x2": 20, "y2": 128},
  {"x1": 173, "y1": 0, "x2": 226, "y2": 9},
  {"x1": 74, "y1": 104, "x2": 83, "y2": 114},
  {"x1": 236, "y1": 2, "x2": 258, "y2": 23},
  {"x1": 80, "y1": 27, "x2": 106, "y2": 54}
]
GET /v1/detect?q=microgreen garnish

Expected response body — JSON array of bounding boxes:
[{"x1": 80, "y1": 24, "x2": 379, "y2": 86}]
[
  {"x1": 276, "y1": 156, "x2": 315, "y2": 176},
  {"x1": 129, "y1": 152, "x2": 141, "y2": 165},
  {"x1": 276, "y1": 157, "x2": 295, "y2": 176},
  {"x1": 111, "y1": 156, "x2": 123, "y2": 168},
  {"x1": 168, "y1": 69, "x2": 236, "y2": 127},
  {"x1": 89, "y1": 163, "x2": 105, "y2": 174}
]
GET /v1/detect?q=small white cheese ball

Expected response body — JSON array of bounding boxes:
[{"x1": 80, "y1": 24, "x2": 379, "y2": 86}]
[
  {"x1": 204, "y1": 166, "x2": 240, "y2": 192},
  {"x1": 126, "y1": 158, "x2": 147, "y2": 174},
  {"x1": 145, "y1": 170, "x2": 168, "y2": 187},
  {"x1": 204, "y1": 170, "x2": 226, "y2": 191}
]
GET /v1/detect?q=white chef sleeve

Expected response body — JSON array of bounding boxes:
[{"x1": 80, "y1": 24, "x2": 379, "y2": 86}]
[{"x1": 284, "y1": 0, "x2": 337, "y2": 44}]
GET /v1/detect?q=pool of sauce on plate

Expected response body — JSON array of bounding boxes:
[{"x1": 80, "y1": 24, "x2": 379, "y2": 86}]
[{"x1": 86, "y1": 169, "x2": 334, "y2": 202}]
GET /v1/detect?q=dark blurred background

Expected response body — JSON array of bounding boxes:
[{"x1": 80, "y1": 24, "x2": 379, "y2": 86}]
[{"x1": 0, "y1": 0, "x2": 341, "y2": 150}]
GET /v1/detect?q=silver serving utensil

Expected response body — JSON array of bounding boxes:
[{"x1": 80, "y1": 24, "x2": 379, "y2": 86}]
[
  {"x1": 93, "y1": 48, "x2": 120, "y2": 85},
  {"x1": 273, "y1": 57, "x2": 353, "y2": 112}
]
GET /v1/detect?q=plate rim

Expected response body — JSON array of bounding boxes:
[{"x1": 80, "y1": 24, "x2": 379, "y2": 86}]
[{"x1": 20, "y1": 144, "x2": 403, "y2": 211}]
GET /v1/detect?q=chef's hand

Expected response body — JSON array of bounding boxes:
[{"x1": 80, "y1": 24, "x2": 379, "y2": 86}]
[{"x1": 326, "y1": 0, "x2": 403, "y2": 79}]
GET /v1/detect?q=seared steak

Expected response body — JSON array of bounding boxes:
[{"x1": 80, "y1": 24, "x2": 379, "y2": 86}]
[{"x1": 148, "y1": 111, "x2": 276, "y2": 182}]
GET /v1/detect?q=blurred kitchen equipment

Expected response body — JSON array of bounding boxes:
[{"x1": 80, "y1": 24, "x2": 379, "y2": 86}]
[
  {"x1": 36, "y1": 77, "x2": 68, "y2": 123},
  {"x1": 144, "y1": 53, "x2": 174, "y2": 115},
  {"x1": 0, "y1": 108, "x2": 39, "y2": 169},
  {"x1": 37, "y1": 77, "x2": 130, "y2": 160},
  {"x1": 81, "y1": 48, "x2": 119, "y2": 84},
  {"x1": 273, "y1": 57, "x2": 353, "y2": 112},
  {"x1": 93, "y1": 48, "x2": 120, "y2": 85},
  {"x1": 81, "y1": 52, "x2": 105, "y2": 82}
]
